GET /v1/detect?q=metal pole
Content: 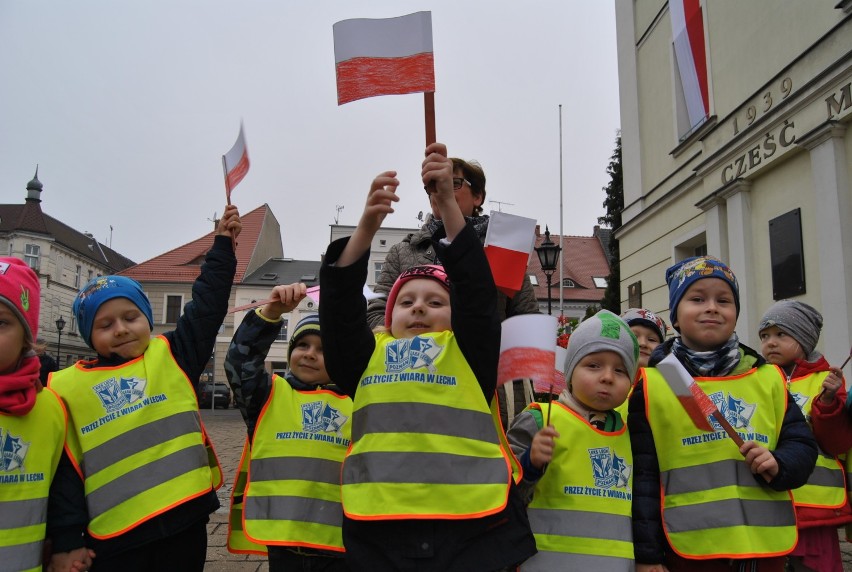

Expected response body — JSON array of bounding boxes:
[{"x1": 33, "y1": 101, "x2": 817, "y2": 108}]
[
  {"x1": 547, "y1": 274, "x2": 553, "y2": 315},
  {"x1": 558, "y1": 104, "x2": 564, "y2": 316},
  {"x1": 56, "y1": 329, "x2": 62, "y2": 367}
]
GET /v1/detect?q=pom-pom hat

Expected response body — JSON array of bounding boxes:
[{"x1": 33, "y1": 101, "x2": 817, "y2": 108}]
[
  {"x1": 74, "y1": 275, "x2": 154, "y2": 348},
  {"x1": 0, "y1": 257, "x2": 41, "y2": 342},
  {"x1": 384, "y1": 265, "x2": 450, "y2": 329}
]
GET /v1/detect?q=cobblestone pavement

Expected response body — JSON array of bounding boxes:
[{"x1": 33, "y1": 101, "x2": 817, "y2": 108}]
[{"x1": 201, "y1": 408, "x2": 852, "y2": 571}]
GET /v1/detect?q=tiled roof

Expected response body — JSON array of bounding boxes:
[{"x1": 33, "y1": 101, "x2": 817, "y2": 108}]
[
  {"x1": 120, "y1": 204, "x2": 270, "y2": 283},
  {"x1": 243, "y1": 259, "x2": 321, "y2": 287},
  {"x1": 527, "y1": 228, "x2": 612, "y2": 303}
]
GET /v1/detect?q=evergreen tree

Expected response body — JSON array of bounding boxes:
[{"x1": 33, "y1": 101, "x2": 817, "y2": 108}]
[{"x1": 599, "y1": 134, "x2": 623, "y2": 313}]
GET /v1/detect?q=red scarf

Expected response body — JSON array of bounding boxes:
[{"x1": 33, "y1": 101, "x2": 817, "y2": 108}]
[{"x1": 0, "y1": 355, "x2": 42, "y2": 415}]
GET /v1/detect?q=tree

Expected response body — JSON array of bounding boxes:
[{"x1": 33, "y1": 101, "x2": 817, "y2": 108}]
[{"x1": 599, "y1": 134, "x2": 623, "y2": 313}]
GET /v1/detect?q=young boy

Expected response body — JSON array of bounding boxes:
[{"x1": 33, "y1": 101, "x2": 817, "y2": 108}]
[
  {"x1": 47, "y1": 205, "x2": 241, "y2": 571},
  {"x1": 224, "y1": 283, "x2": 351, "y2": 571},
  {"x1": 620, "y1": 308, "x2": 667, "y2": 368},
  {"x1": 507, "y1": 309, "x2": 638, "y2": 570},
  {"x1": 758, "y1": 300, "x2": 850, "y2": 572},
  {"x1": 629, "y1": 256, "x2": 817, "y2": 572},
  {"x1": 319, "y1": 143, "x2": 536, "y2": 571}
]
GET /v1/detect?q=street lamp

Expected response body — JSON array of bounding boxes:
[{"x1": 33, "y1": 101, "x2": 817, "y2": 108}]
[
  {"x1": 55, "y1": 316, "x2": 66, "y2": 367},
  {"x1": 535, "y1": 226, "x2": 562, "y2": 315}
]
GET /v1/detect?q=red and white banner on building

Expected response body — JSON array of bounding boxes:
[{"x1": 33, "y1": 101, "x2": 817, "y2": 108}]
[
  {"x1": 333, "y1": 11, "x2": 435, "y2": 105},
  {"x1": 670, "y1": 0, "x2": 709, "y2": 128},
  {"x1": 223, "y1": 124, "x2": 250, "y2": 199}
]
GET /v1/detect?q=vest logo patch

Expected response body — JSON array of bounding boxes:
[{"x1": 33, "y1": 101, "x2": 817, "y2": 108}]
[
  {"x1": 1, "y1": 429, "x2": 29, "y2": 472},
  {"x1": 709, "y1": 390, "x2": 756, "y2": 430},
  {"x1": 791, "y1": 391, "x2": 809, "y2": 414},
  {"x1": 563, "y1": 446, "x2": 632, "y2": 501},
  {"x1": 385, "y1": 336, "x2": 443, "y2": 374},
  {"x1": 302, "y1": 400, "x2": 349, "y2": 436},
  {"x1": 94, "y1": 376, "x2": 148, "y2": 413}
]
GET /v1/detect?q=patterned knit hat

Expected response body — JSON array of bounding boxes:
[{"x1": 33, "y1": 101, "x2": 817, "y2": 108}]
[
  {"x1": 74, "y1": 275, "x2": 153, "y2": 348},
  {"x1": 288, "y1": 314, "x2": 321, "y2": 361},
  {"x1": 620, "y1": 308, "x2": 668, "y2": 342},
  {"x1": 759, "y1": 300, "x2": 823, "y2": 358},
  {"x1": 666, "y1": 256, "x2": 740, "y2": 330},
  {"x1": 0, "y1": 257, "x2": 40, "y2": 342},
  {"x1": 384, "y1": 265, "x2": 450, "y2": 328},
  {"x1": 564, "y1": 310, "x2": 639, "y2": 385}
]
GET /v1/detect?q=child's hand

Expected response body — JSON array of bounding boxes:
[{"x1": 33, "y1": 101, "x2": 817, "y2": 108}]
[
  {"x1": 530, "y1": 425, "x2": 560, "y2": 469},
  {"x1": 337, "y1": 172, "x2": 399, "y2": 267},
  {"x1": 261, "y1": 283, "x2": 307, "y2": 320},
  {"x1": 47, "y1": 548, "x2": 96, "y2": 572},
  {"x1": 217, "y1": 204, "x2": 242, "y2": 239},
  {"x1": 421, "y1": 143, "x2": 454, "y2": 201},
  {"x1": 740, "y1": 441, "x2": 779, "y2": 482},
  {"x1": 819, "y1": 367, "x2": 844, "y2": 404}
]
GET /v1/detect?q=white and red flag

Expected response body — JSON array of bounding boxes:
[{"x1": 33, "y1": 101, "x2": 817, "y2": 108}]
[
  {"x1": 484, "y1": 212, "x2": 537, "y2": 298},
  {"x1": 333, "y1": 11, "x2": 435, "y2": 106},
  {"x1": 670, "y1": 0, "x2": 709, "y2": 129},
  {"x1": 223, "y1": 123, "x2": 250, "y2": 200},
  {"x1": 498, "y1": 315, "x2": 559, "y2": 392}
]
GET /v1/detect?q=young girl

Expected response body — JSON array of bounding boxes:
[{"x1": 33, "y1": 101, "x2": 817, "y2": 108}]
[
  {"x1": 621, "y1": 307, "x2": 667, "y2": 368},
  {"x1": 758, "y1": 300, "x2": 851, "y2": 572},
  {"x1": 224, "y1": 283, "x2": 351, "y2": 571},
  {"x1": 629, "y1": 256, "x2": 817, "y2": 572},
  {"x1": 508, "y1": 309, "x2": 639, "y2": 570},
  {"x1": 0, "y1": 258, "x2": 89, "y2": 572},
  {"x1": 319, "y1": 143, "x2": 535, "y2": 571}
]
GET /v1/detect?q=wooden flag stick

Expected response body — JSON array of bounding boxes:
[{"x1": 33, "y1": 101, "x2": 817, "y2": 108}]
[
  {"x1": 227, "y1": 298, "x2": 273, "y2": 314},
  {"x1": 220, "y1": 156, "x2": 237, "y2": 252},
  {"x1": 711, "y1": 410, "x2": 745, "y2": 447},
  {"x1": 424, "y1": 92, "x2": 436, "y2": 146},
  {"x1": 545, "y1": 383, "x2": 555, "y2": 427}
]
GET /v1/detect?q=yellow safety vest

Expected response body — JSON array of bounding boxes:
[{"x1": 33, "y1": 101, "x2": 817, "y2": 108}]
[
  {"x1": 0, "y1": 388, "x2": 66, "y2": 572},
  {"x1": 342, "y1": 332, "x2": 512, "y2": 519},
  {"x1": 645, "y1": 364, "x2": 797, "y2": 558},
  {"x1": 521, "y1": 402, "x2": 633, "y2": 571},
  {"x1": 491, "y1": 393, "x2": 523, "y2": 484},
  {"x1": 788, "y1": 371, "x2": 847, "y2": 508},
  {"x1": 243, "y1": 376, "x2": 352, "y2": 551},
  {"x1": 227, "y1": 437, "x2": 267, "y2": 556},
  {"x1": 49, "y1": 336, "x2": 217, "y2": 539}
]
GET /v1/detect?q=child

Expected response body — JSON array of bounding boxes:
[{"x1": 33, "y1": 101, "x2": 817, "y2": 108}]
[
  {"x1": 47, "y1": 204, "x2": 241, "y2": 572},
  {"x1": 507, "y1": 309, "x2": 639, "y2": 570},
  {"x1": 319, "y1": 143, "x2": 536, "y2": 571},
  {"x1": 0, "y1": 258, "x2": 91, "y2": 572},
  {"x1": 621, "y1": 307, "x2": 667, "y2": 368},
  {"x1": 224, "y1": 283, "x2": 351, "y2": 571},
  {"x1": 629, "y1": 256, "x2": 817, "y2": 572},
  {"x1": 758, "y1": 300, "x2": 851, "y2": 572}
]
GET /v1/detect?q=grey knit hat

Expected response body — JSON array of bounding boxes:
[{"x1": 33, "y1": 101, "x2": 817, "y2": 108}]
[
  {"x1": 758, "y1": 300, "x2": 823, "y2": 358},
  {"x1": 565, "y1": 310, "x2": 639, "y2": 385}
]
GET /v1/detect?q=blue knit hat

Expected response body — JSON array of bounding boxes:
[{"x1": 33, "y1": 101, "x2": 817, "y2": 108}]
[
  {"x1": 288, "y1": 314, "x2": 321, "y2": 361},
  {"x1": 666, "y1": 256, "x2": 740, "y2": 331},
  {"x1": 74, "y1": 275, "x2": 154, "y2": 348}
]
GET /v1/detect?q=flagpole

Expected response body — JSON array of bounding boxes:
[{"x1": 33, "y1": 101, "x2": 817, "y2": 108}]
[
  {"x1": 424, "y1": 92, "x2": 436, "y2": 146},
  {"x1": 558, "y1": 104, "x2": 564, "y2": 316}
]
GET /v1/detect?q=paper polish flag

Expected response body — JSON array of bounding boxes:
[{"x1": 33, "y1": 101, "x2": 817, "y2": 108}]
[
  {"x1": 223, "y1": 124, "x2": 250, "y2": 198},
  {"x1": 498, "y1": 314, "x2": 558, "y2": 390},
  {"x1": 484, "y1": 212, "x2": 537, "y2": 298},
  {"x1": 656, "y1": 353, "x2": 716, "y2": 432},
  {"x1": 333, "y1": 11, "x2": 435, "y2": 105}
]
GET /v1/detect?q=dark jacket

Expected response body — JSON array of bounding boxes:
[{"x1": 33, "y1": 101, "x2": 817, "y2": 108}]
[
  {"x1": 47, "y1": 235, "x2": 236, "y2": 558},
  {"x1": 629, "y1": 337, "x2": 818, "y2": 565},
  {"x1": 320, "y1": 223, "x2": 536, "y2": 571}
]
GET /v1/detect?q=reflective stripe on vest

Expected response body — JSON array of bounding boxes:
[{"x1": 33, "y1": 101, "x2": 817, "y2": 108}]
[
  {"x1": 491, "y1": 395, "x2": 523, "y2": 484},
  {"x1": 227, "y1": 437, "x2": 267, "y2": 556},
  {"x1": 342, "y1": 332, "x2": 511, "y2": 519},
  {"x1": 243, "y1": 376, "x2": 351, "y2": 551},
  {"x1": 0, "y1": 388, "x2": 66, "y2": 572},
  {"x1": 520, "y1": 403, "x2": 633, "y2": 571},
  {"x1": 49, "y1": 336, "x2": 214, "y2": 539},
  {"x1": 788, "y1": 371, "x2": 847, "y2": 508},
  {"x1": 645, "y1": 364, "x2": 796, "y2": 558}
]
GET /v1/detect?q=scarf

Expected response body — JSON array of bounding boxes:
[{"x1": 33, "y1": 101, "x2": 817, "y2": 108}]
[
  {"x1": 424, "y1": 213, "x2": 490, "y2": 244},
  {"x1": 671, "y1": 333, "x2": 742, "y2": 377},
  {"x1": 557, "y1": 388, "x2": 620, "y2": 431},
  {"x1": 0, "y1": 354, "x2": 42, "y2": 415}
]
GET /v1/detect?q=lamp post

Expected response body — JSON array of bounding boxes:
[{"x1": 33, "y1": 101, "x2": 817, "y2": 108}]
[
  {"x1": 535, "y1": 226, "x2": 562, "y2": 315},
  {"x1": 55, "y1": 316, "x2": 66, "y2": 368}
]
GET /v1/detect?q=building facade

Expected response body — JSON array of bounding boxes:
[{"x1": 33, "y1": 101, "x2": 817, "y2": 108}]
[{"x1": 615, "y1": 1, "x2": 851, "y2": 357}]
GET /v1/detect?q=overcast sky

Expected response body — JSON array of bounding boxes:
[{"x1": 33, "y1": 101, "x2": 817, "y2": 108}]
[{"x1": 1, "y1": 1, "x2": 621, "y2": 264}]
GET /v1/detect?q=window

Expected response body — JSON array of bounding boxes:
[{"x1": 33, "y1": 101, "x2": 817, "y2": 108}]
[
  {"x1": 562, "y1": 279, "x2": 576, "y2": 288},
  {"x1": 769, "y1": 209, "x2": 806, "y2": 300},
  {"x1": 70, "y1": 315, "x2": 77, "y2": 336},
  {"x1": 374, "y1": 262, "x2": 383, "y2": 283},
  {"x1": 165, "y1": 295, "x2": 183, "y2": 323},
  {"x1": 528, "y1": 275, "x2": 539, "y2": 286},
  {"x1": 593, "y1": 277, "x2": 608, "y2": 288},
  {"x1": 74, "y1": 265, "x2": 82, "y2": 288},
  {"x1": 24, "y1": 244, "x2": 40, "y2": 271},
  {"x1": 276, "y1": 318, "x2": 290, "y2": 341}
]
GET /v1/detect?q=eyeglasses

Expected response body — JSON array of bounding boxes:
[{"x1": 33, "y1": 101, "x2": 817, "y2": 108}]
[{"x1": 424, "y1": 178, "x2": 471, "y2": 193}]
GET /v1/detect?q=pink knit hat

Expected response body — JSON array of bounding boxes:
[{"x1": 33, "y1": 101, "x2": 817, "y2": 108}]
[
  {"x1": 0, "y1": 257, "x2": 40, "y2": 342},
  {"x1": 384, "y1": 265, "x2": 450, "y2": 329}
]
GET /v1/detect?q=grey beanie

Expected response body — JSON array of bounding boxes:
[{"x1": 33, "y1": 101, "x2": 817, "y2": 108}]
[
  {"x1": 565, "y1": 310, "x2": 640, "y2": 384},
  {"x1": 759, "y1": 300, "x2": 823, "y2": 358}
]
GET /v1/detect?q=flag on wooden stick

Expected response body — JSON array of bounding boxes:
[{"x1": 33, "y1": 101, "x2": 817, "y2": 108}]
[
  {"x1": 223, "y1": 123, "x2": 250, "y2": 201},
  {"x1": 498, "y1": 314, "x2": 559, "y2": 392},
  {"x1": 484, "y1": 212, "x2": 537, "y2": 298},
  {"x1": 333, "y1": 11, "x2": 435, "y2": 105}
]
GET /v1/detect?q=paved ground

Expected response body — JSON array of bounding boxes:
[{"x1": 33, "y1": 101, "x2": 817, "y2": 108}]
[{"x1": 201, "y1": 408, "x2": 852, "y2": 571}]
